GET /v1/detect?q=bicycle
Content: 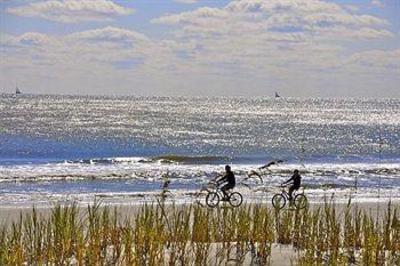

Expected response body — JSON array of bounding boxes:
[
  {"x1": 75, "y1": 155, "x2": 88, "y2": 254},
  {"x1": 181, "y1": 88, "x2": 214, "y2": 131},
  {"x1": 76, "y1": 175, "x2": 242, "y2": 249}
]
[
  {"x1": 205, "y1": 181, "x2": 243, "y2": 208},
  {"x1": 271, "y1": 186, "x2": 308, "y2": 210}
]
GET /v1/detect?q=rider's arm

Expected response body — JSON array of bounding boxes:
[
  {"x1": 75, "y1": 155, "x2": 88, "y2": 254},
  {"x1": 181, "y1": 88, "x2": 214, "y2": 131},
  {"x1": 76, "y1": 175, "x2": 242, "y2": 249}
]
[
  {"x1": 282, "y1": 175, "x2": 294, "y2": 185},
  {"x1": 216, "y1": 174, "x2": 227, "y2": 184}
]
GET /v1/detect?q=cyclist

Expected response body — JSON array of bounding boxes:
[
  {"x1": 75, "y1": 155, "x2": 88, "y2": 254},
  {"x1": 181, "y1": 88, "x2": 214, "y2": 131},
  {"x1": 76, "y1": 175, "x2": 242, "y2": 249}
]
[
  {"x1": 281, "y1": 169, "x2": 302, "y2": 202},
  {"x1": 216, "y1": 165, "x2": 236, "y2": 201}
]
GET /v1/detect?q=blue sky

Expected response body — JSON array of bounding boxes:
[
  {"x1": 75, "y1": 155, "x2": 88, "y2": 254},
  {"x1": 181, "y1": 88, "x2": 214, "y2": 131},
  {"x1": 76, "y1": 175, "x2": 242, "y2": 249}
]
[{"x1": 1, "y1": 0, "x2": 399, "y2": 97}]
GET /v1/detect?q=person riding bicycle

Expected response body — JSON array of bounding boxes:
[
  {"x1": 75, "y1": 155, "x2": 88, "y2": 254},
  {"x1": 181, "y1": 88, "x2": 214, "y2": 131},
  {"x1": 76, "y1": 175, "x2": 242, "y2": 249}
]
[
  {"x1": 216, "y1": 165, "x2": 236, "y2": 201},
  {"x1": 281, "y1": 169, "x2": 302, "y2": 202}
]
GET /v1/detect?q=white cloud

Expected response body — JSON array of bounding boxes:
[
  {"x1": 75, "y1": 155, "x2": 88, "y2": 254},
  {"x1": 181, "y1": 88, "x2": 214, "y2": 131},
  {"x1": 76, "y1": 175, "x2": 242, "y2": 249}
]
[
  {"x1": 153, "y1": 0, "x2": 389, "y2": 39},
  {"x1": 68, "y1": 26, "x2": 149, "y2": 44},
  {"x1": 345, "y1": 49, "x2": 400, "y2": 71},
  {"x1": 148, "y1": 0, "x2": 398, "y2": 96},
  {"x1": 150, "y1": 0, "x2": 394, "y2": 72},
  {"x1": 152, "y1": 7, "x2": 227, "y2": 25},
  {"x1": 0, "y1": 26, "x2": 173, "y2": 76},
  {"x1": 6, "y1": 0, "x2": 134, "y2": 23},
  {"x1": 371, "y1": 0, "x2": 384, "y2": 8},
  {"x1": 313, "y1": 26, "x2": 393, "y2": 40},
  {"x1": 1, "y1": 0, "x2": 399, "y2": 97}
]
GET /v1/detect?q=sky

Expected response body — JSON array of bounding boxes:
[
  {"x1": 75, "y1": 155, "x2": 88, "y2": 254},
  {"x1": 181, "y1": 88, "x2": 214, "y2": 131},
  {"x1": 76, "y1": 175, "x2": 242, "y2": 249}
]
[{"x1": 0, "y1": 0, "x2": 399, "y2": 97}]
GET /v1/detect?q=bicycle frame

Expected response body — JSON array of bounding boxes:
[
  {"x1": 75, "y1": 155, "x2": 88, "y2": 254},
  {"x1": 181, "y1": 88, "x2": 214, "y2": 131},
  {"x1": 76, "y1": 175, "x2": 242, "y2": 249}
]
[
  {"x1": 279, "y1": 187, "x2": 302, "y2": 201},
  {"x1": 212, "y1": 185, "x2": 232, "y2": 198},
  {"x1": 280, "y1": 189, "x2": 289, "y2": 199},
  {"x1": 272, "y1": 185, "x2": 308, "y2": 210},
  {"x1": 205, "y1": 181, "x2": 243, "y2": 208},
  {"x1": 210, "y1": 187, "x2": 224, "y2": 197}
]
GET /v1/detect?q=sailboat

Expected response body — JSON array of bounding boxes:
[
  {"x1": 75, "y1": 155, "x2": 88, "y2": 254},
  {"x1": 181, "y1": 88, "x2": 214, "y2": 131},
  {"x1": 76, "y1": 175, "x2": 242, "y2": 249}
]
[
  {"x1": 275, "y1": 91, "x2": 280, "y2": 98},
  {"x1": 15, "y1": 83, "x2": 22, "y2": 96}
]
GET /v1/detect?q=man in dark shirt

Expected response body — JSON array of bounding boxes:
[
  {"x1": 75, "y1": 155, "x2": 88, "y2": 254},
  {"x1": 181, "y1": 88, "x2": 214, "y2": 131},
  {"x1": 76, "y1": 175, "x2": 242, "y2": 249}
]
[
  {"x1": 217, "y1": 165, "x2": 236, "y2": 200},
  {"x1": 282, "y1": 169, "x2": 302, "y2": 202}
]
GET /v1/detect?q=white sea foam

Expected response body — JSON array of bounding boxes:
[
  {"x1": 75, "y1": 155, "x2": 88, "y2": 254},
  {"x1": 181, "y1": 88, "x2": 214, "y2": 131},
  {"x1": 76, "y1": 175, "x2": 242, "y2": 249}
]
[{"x1": 0, "y1": 158, "x2": 399, "y2": 206}]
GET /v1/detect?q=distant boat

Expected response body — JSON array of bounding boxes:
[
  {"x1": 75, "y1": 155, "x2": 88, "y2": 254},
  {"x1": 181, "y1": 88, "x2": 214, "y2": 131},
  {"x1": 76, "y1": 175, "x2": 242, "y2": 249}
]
[
  {"x1": 275, "y1": 92, "x2": 280, "y2": 98},
  {"x1": 15, "y1": 84, "x2": 21, "y2": 96}
]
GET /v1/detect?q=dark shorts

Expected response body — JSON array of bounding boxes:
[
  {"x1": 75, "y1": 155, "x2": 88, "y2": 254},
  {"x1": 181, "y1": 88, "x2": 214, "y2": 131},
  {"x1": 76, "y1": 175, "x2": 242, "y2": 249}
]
[
  {"x1": 289, "y1": 185, "x2": 300, "y2": 197},
  {"x1": 221, "y1": 183, "x2": 235, "y2": 192},
  {"x1": 290, "y1": 184, "x2": 300, "y2": 190}
]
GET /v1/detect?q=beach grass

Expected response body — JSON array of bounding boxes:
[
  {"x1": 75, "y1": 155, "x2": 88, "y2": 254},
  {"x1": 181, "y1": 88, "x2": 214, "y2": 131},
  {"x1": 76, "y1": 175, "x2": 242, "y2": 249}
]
[{"x1": 0, "y1": 200, "x2": 399, "y2": 265}]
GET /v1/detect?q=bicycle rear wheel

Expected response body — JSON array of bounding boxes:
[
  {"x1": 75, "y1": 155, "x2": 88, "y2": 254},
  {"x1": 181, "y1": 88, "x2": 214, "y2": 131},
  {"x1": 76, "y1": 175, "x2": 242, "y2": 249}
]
[
  {"x1": 272, "y1": 194, "x2": 286, "y2": 210},
  {"x1": 206, "y1": 192, "x2": 220, "y2": 208},
  {"x1": 294, "y1": 194, "x2": 308, "y2": 209},
  {"x1": 229, "y1": 192, "x2": 243, "y2": 207}
]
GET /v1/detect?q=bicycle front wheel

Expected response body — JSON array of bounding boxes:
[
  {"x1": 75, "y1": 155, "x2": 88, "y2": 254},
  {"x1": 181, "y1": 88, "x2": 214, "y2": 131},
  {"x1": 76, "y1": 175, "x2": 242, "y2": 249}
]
[
  {"x1": 294, "y1": 194, "x2": 308, "y2": 209},
  {"x1": 206, "y1": 192, "x2": 220, "y2": 208},
  {"x1": 272, "y1": 194, "x2": 286, "y2": 210},
  {"x1": 229, "y1": 192, "x2": 243, "y2": 207}
]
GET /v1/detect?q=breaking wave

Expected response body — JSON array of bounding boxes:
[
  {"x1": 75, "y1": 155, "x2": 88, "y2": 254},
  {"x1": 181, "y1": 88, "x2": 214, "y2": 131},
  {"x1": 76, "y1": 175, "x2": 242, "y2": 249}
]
[
  {"x1": 66, "y1": 155, "x2": 231, "y2": 165},
  {"x1": 0, "y1": 156, "x2": 399, "y2": 187}
]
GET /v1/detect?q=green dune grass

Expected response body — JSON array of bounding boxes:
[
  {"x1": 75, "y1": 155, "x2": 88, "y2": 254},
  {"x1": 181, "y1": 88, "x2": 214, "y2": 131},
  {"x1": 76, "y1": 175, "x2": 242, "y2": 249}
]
[{"x1": 0, "y1": 200, "x2": 399, "y2": 265}]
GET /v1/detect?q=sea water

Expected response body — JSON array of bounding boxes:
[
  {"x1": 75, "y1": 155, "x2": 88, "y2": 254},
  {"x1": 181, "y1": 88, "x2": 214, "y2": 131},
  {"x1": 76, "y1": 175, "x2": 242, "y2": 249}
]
[{"x1": 0, "y1": 95, "x2": 399, "y2": 206}]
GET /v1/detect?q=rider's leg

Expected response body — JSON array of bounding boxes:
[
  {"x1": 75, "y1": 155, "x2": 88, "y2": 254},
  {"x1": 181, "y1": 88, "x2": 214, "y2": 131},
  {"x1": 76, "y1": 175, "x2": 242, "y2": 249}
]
[
  {"x1": 288, "y1": 185, "x2": 295, "y2": 202},
  {"x1": 289, "y1": 185, "x2": 300, "y2": 204},
  {"x1": 221, "y1": 184, "x2": 229, "y2": 200},
  {"x1": 221, "y1": 184, "x2": 234, "y2": 200}
]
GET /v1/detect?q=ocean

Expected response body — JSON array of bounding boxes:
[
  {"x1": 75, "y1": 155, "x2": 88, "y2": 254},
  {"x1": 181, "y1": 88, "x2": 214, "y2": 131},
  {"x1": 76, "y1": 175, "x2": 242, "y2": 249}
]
[{"x1": 0, "y1": 95, "x2": 399, "y2": 206}]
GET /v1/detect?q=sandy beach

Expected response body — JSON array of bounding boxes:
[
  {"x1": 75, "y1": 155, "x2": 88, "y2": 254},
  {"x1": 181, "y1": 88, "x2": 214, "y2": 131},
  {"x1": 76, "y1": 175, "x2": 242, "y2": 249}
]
[{"x1": 1, "y1": 200, "x2": 397, "y2": 226}]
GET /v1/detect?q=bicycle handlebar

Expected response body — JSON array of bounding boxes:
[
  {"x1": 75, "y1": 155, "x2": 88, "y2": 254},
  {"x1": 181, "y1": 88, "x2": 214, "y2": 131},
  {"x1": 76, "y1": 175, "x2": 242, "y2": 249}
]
[{"x1": 208, "y1": 180, "x2": 222, "y2": 186}]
